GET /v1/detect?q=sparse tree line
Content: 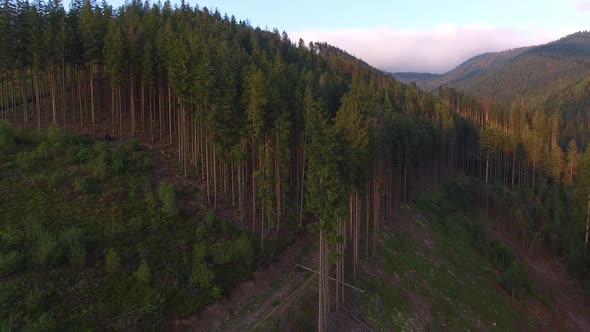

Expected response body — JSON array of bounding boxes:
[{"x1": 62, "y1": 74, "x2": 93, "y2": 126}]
[{"x1": 441, "y1": 87, "x2": 590, "y2": 288}]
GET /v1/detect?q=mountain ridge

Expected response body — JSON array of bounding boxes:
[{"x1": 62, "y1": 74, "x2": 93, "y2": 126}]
[{"x1": 393, "y1": 31, "x2": 590, "y2": 103}]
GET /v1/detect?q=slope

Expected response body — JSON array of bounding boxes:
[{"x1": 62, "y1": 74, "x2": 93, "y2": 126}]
[
  {"x1": 0, "y1": 125, "x2": 279, "y2": 330},
  {"x1": 394, "y1": 46, "x2": 531, "y2": 92},
  {"x1": 242, "y1": 177, "x2": 590, "y2": 331},
  {"x1": 395, "y1": 31, "x2": 590, "y2": 105},
  {"x1": 456, "y1": 32, "x2": 590, "y2": 103}
]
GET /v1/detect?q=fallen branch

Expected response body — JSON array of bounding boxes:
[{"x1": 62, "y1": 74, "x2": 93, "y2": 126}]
[
  {"x1": 176, "y1": 175, "x2": 204, "y2": 190},
  {"x1": 309, "y1": 277, "x2": 374, "y2": 332},
  {"x1": 296, "y1": 263, "x2": 365, "y2": 293}
]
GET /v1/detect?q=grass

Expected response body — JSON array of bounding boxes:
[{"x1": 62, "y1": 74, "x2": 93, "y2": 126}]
[
  {"x1": 0, "y1": 122, "x2": 262, "y2": 330},
  {"x1": 355, "y1": 180, "x2": 546, "y2": 331}
]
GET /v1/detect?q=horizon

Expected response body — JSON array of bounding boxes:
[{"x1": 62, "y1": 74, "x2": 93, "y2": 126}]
[{"x1": 62, "y1": 0, "x2": 590, "y2": 74}]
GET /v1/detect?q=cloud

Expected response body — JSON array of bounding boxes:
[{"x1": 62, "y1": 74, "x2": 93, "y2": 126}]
[
  {"x1": 289, "y1": 24, "x2": 560, "y2": 74},
  {"x1": 574, "y1": 0, "x2": 590, "y2": 11}
]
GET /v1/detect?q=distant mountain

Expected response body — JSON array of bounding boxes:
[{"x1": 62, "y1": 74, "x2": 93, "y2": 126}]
[
  {"x1": 394, "y1": 31, "x2": 590, "y2": 104},
  {"x1": 395, "y1": 46, "x2": 531, "y2": 92},
  {"x1": 393, "y1": 72, "x2": 441, "y2": 84}
]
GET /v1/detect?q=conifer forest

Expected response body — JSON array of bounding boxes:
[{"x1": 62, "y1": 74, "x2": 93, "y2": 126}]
[{"x1": 1, "y1": 0, "x2": 589, "y2": 330}]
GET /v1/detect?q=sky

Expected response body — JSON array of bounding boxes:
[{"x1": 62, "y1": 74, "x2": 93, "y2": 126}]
[{"x1": 90, "y1": 0, "x2": 590, "y2": 74}]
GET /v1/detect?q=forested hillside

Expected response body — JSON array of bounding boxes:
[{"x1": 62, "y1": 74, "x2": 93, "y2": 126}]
[
  {"x1": 1, "y1": 0, "x2": 589, "y2": 330},
  {"x1": 441, "y1": 86, "x2": 590, "y2": 291},
  {"x1": 395, "y1": 46, "x2": 531, "y2": 92},
  {"x1": 396, "y1": 31, "x2": 590, "y2": 106},
  {"x1": 0, "y1": 0, "x2": 482, "y2": 330}
]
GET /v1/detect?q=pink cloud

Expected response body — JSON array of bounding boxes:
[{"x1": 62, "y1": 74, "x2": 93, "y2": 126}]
[
  {"x1": 290, "y1": 24, "x2": 560, "y2": 74},
  {"x1": 574, "y1": 0, "x2": 590, "y2": 11}
]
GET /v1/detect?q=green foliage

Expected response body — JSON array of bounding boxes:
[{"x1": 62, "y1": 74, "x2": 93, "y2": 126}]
[
  {"x1": 76, "y1": 145, "x2": 93, "y2": 163},
  {"x1": 0, "y1": 121, "x2": 16, "y2": 154},
  {"x1": 134, "y1": 259, "x2": 151, "y2": 284},
  {"x1": 190, "y1": 262, "x2": 214, "y2": 289},
  {"x1": 60, "y1": 227, "x2": 85, "y2": 268},
  {"x1": 419, "y1": 180, "x2": 535, "y2": 300},
  {"x1": 46, "y1": 126, "x2": 65, "y2": 145},
  {"x1": 193, "y1": 242, "x2": 208, "y2": 261},
  {"x1": 74, "y1": 177, "x2": 99, "y2": 194},
  {"x1": 211, "y1": 241, "x2": 233, "y2": 265},
  {"x1": 0, "y1": 125, "x2": 259, "y2": 330},
  {"x1": 33, "y1": 230, "x2": 60, "y2": 268},
  {"x1": 157, "y1": 182, "x2": 177, "y2": 216},
  {"x1": 0, "y1": 226, "x2": 24, "y2": 250},
  {"x1": 0, "y1": 251, "x2": 23, "y2": 276},
  {"x1": 68, "y1": 243, "x2": 86, "y2": 269},
  {"x1": 23, "y1": 313, "x2": 56, "y2": 332},
  {"x1": 105, "y1": 249, "x2": 121, "y2": 273},
  {"x1": 500, "y1": 262, "x2": 532, "y2": 298}
]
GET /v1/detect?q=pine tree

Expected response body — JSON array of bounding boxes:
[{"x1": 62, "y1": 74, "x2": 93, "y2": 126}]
[{"x1": 566, "y1": 139, "x2": 579, "y2": 185}]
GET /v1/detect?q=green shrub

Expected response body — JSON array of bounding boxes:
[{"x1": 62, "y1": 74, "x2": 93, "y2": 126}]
[
  {"x1": 134, "y1": 259, "x2": 151, "y2": 283},
  {"x1": 74, "y1": 177, "x2": 99, "y2": 194},
  {"x1": 130, "y1": 139, "x2": 142, "y2": 151},
  {"x1": 15, "y1": 151, "x2": 35, "y2": 172},
  {"x1": 128, "y1": 176, "x2": 143, "y2": 200},
  {"x1": 60, "y1": 228, "x2": 86, "y2": 268},
  {"x1": 500, "y1": 262, "x2": 531, "y2": 298},
  {"x1": 193, "y1": 241, "x2": 208, "y2": 260},
  {"x1": 211, "y1": 241, "x2": 233, "y2": 265},
  {"x1": 30, "y1": 173, "x2": 47, "y2": 187},
  {"x1": 89, "y1": 158, "x2": 108, "y2": 181},
  {"x1": 76, "y1": 145, "x2": 93, "y2": 163},
  {"x1": 68, "y1": 243, "x2": 86, "y2": 268},
  {"x1": 24, "y1": 312, "x2": 56, "y2": 332},
  {"x1": 0, "y1": 226, "x2": 24, "y2": 249},
  {"x1": 25, "y1": 221, "x2": 44, "y2": 241},
  {"x1": 158, "y1": 182, "x2": 177, "y2": 216},
  {"x1": 0, "y1": 251, "x2": 23, "y2": 276},
  {"x1": 211, "y1": 286, "x2": 222, "y2": 300},
  {"x1": 24, "y1": 287, "x2": 45, "y2": 311},
  {"x1": 190, "y1": 262, "x2": 214, "y2": 289},
  {"x1": 205, "y1": 212, "x2": 215, "y2": 228},
  {"x1": 1, "y1": 315, "x2": 13, "y2": 332},
  {"x1": 105, "y1": 249, "x2": 121, "y2": 273},
  {"x1": 0, "y1": 121, "x2": 16, "y2": 153},
  {"x1": 233, "y1": 234, "x2": 255, "y2": 268},
  {"x1": 110, "y1": 148, "x2": 128, "y2": 174},
  {"x1": 143, "y1": 181, "x2": 155, "y2": 207},
  {"x1": 46, "y1": 126, "x2": 65, "y2": 144},
  {"x1": 49, "y1": 171, "x2": 68, "y2": 189},
  {"x1": 33, "y1": 230, "x2": 60, "y2": 268},
  {"x1": 33, "y1": 141, "x2": 50, "y2": 160},
  {"x1": 194, "y1": 224, "x2": 207, "y2": 240},
  {"x1": 94, "y1": 141, "x2": 109, "y2": 163},
  {"x1": 129, "y1": 215, "x2": 144, "y2": 230},
  {"x1": 59, "y1": 226, "x2": 83, "y2": 246}
]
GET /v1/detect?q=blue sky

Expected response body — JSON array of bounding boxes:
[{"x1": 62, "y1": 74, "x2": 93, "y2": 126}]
[{"x1": 84, "y1": 0, "x2": 590, "y2": 73}]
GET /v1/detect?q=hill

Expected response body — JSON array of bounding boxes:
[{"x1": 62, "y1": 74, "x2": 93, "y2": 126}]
[
  {"x1": 395, "y1": 31, "x2": 590, "y2": 104},
  {"x1": 395, "y1": 46, "x2": 531, "y2": 92},
  {"x1": 241, "y1": 179, "x2": 590, "y2": 331}
]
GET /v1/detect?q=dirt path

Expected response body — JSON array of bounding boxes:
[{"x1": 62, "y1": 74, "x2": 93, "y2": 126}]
[{"x1": 489, "y1": 227, "x2": 590, "y2": 331}]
